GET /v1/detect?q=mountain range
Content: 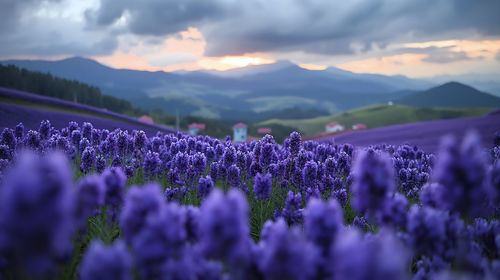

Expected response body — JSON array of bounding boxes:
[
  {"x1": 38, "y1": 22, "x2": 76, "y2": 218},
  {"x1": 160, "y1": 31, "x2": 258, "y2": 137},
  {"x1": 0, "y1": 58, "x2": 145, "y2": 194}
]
[{"x1": 2, "y1": 57, "x2": 499, "y2": 120}]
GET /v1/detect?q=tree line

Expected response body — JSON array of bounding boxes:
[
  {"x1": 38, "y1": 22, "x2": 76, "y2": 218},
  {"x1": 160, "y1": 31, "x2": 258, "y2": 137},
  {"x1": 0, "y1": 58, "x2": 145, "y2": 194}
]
[{"x1": 0, "y1": 64, "x2": 140, "y2": 115}]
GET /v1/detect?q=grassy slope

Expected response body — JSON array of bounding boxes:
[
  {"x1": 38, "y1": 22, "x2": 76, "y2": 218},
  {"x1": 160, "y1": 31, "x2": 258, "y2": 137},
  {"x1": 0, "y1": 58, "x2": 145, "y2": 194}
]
[{"x1": 258, "y1": 104, "x2": 492, "y2": 135}]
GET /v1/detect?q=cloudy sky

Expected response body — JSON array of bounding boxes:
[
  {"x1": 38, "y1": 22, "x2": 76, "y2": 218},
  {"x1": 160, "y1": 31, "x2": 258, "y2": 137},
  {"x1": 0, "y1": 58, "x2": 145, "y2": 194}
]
[{"x1": 1, "y1": 0, "x2": 500, "y2": 77}]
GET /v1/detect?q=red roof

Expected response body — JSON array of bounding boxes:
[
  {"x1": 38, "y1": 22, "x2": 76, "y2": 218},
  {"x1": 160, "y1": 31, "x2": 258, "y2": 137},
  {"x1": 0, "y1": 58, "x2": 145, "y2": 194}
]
[
  {"x1": 257, "y1": 127, "x2": 272, "y2": 134},
  {"x1": 352, "y1": 123, "x2": 367, "y2": 129},
  {"x1": 188, "y1": 123, "x2": 206, "y2": 129},
  {"x1": 233, "y1": 122, "x2": 248, "y2": 128},
  {"x1": 138, "y1": 115, "x2": 154, "y2": 124}
]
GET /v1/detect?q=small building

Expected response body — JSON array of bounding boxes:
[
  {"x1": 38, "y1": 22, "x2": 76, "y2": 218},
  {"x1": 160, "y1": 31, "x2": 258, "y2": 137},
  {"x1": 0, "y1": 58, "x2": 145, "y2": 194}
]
[
  {"x1": 233, "y1": 122, "x2": 248, "y2": 143},
  {"x1": 188, "y1": 123, "x2": 206, "y2": 136},
  {"x1": 257, "y1": 127, "x2": 272, "y2": 135},
  {"x1": 325, "y1": 122, "x2": 344, "y2": 133},
  {"x1": 352, "y1": 123, "x2": 367, "y2": 130},
  {"x1": 138, "y1": 115, "x2": 154, "y2": 125}
]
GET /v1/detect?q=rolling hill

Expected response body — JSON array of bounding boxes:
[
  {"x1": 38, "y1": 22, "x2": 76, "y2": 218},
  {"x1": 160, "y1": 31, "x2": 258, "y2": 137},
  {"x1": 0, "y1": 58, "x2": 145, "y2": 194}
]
[
  {"x1": 1, "y1": 57, "x2": 431, "y2": 119},
  {"x1": 315, "y1": 110, "x2": 500, "y2": 153},
  {"x1": 398, "y1": 82, "x2": 500, "y2": 108},
  {"x1": 258, "y1": 104, "x2": 492, "y2": 136},
  {"x1": 0, "y1": 87, "x2": 176, "y2": 135}
]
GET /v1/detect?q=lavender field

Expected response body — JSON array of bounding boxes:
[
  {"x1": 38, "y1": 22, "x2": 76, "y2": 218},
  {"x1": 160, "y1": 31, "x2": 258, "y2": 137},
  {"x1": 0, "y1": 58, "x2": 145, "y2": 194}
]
[
  {"x1": 318, "y1": 111, "x2": 500, "y2": 153},
  {"x1": 2, "y1": 1, "x2": 500, "y2": 279},
  {"x1": 0, "y1": 87, "x2": 175, "y2": 136},
  {"x1": 0, "y1": 119, "x2": 498, "y2": 280}
]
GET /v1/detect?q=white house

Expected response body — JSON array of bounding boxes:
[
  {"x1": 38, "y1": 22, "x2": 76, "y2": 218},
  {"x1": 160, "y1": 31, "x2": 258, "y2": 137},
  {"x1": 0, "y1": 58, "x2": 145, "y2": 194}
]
[
  {"x1": 325, "y1": 122, "x2": 344, "y2": 133},
  {"x1": 188, "y1": 123, "x2": 206, "y2": 136},
  {"x1": 233, "y1": 122, "x2": 248, "y2": 143}
]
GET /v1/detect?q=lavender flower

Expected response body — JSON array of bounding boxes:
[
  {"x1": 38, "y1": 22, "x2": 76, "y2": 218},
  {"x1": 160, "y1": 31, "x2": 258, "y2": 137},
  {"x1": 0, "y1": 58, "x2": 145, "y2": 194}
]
[
  {"x1": 257, "y1": 219, "x2": 318, "y2": 280},
  {"x1": 376, "y1": 192, "x2": 408, "y2": 228},
  {"x1": 254, "y1": 172, "x2": 272, "y2": 200},
  {"x1": 116, "y1": 130, "x2": 128, "y2": 155},
  {"x1": 1, "y1": 128, "x2": 16, "y2": 149},
  {"x1": 120, "y1": 184, "x2": 164, "y2": 243},
  {"x1": 95, "y1": 155, "x2": 106, "y2": 173},
  {"x1": 15, "y1": 122, "x2": 24, "y2": 140},
  {"x1": 80, "y1": 240, "x2": 132, "y2": 280},
  {"x1": 164, "y1": 186, "x2": 188, "y2": 202},
  {"x1": 174, "y1": 152, "x2": 189, "y2": 173},
  {"x1": 0, "y1": 144, "x2": 12, "y2": 161},
  {"x1": 304, "y1": 198, "x2": 343, "y2": 253},
  {"x1": 0, "y1": 152, "x2": 75, "y2": 276},
  {"x1": 433, "y1": 133, "x2": 490, "y2": 217},
  {"x1": 407, "y1": 205, "x2": 463, "y2": 259},
  {"x1": 353, "y1": 216, "x2": 369, "y2": 231},
  {"x1": 102, "y1": 167, "x2": 127, "y2": 220},
  {"x1": 302, "y1": 160, "x2": 318, "y2": 187},
  {"x1": 191, "y1": 152, "x2": 207, "y2": 174},
  {"x1": 71, "y1": 129, "x2": 82, "y2": 146},
  {"x1": 82, "y1": 122, "x2": 93, "y2": 140},
  {"x1": 80, "y1": 146, "x2": 96, "y2": 173},
  {"x1": 351, "y1": 149, "x2": 395, "y2": 216},
  {"x1": 288, "y1": 131, "x2": 301, "y2": 157},
  {"x1": 143, "y1": 151, "x2": 161, "y2": 178},
  {"x1": 330, "y1": 228, "x2": 410, "y2": 280},
  {"x1": 199, "y1": 189, "x2": 250, "y2": 263},
  {"x1": 39, "y1": 120, "x2": 51, "y2": 140},
  {"x1": 333, "y1": 188, "x2": 348, "y2": 207},
  {"x1": 227, "y1": 164, "x2": 241, "y2": 188},
  {"x1": 25, "y1": 130, "x2": 40, "y2": 149},
  {"x1": 223, "y1": 146, "x2": 236, "y2": 167},
  {"x1": 131, "y1": 203, "x2": 187, "y2": 279},
  {"x1": 75, "y1": 175, "x2": 105, "y2": 224}
]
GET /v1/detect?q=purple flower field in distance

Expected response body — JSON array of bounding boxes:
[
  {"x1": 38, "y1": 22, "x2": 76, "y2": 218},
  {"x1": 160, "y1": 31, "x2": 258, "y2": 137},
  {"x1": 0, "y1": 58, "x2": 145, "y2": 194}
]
[
  {"x1": 0, "y1": 87, "x2": 175, "y2": 136},
  {"x1": 316, "y1": 111, "x2": 500, "y2": 153}
]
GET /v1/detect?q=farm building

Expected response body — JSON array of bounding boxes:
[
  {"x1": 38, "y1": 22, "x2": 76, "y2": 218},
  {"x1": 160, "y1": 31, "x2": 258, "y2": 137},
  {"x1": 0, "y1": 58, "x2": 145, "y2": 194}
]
[
  {"x1": 257, "y1": 127, "x2": 272, "y2": 134},
  {"x1": 138, "y1": 115, "x2": 154, "y2": 124},
  {"x1": 325, "y1": 122, "x2": 344, "y2": 133},
  {"x1": 188, "y1": 123, "x2": 206, "y2": 135},
  {"x1": 352, "y1": 123, "x2": 368, "y2": 130},
  {"x1": 233, "y1": 122, "x2": 248, "y2": 143}
]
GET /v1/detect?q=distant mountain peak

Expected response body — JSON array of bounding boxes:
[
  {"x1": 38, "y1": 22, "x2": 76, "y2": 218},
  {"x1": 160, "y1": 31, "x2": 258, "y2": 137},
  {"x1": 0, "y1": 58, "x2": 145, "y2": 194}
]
[
  {"x1": 398, "y1": 81, "x2": 500, "y2": 108},
  {"x1": 60, "y1": 56, "x2": 106, "y2": 67},
  {"x1": 62, "y1": 56, "x2": 93, "y2": 62},
  {"x1": 272, "y1": 59, "x2": 296, "y2": 68},
  {"x1": 203, "y1": 59, "x2": 300, "y2": 77},
  {"x1": 436, "y1": 81, "x2": 476, "y2": 90}
]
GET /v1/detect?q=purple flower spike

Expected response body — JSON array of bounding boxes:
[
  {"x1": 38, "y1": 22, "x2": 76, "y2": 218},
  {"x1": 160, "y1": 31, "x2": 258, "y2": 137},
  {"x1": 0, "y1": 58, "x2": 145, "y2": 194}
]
[{"x1": 254, "y1": 172, "x2": 272, "y2": 200}]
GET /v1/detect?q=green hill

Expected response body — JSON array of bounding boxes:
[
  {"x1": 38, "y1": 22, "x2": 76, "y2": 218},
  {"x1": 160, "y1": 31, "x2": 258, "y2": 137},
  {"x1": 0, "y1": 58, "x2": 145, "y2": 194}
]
[
  {"x1": 258, "y1": 104, "x2": 492, "y2": 136},
  {"x1": 398, "y1": 81, "x2": 500, "y2": 108}
]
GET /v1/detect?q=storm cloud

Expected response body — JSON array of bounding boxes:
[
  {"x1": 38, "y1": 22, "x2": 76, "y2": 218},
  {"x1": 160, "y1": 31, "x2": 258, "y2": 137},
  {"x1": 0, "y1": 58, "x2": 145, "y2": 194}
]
[
  {"x1": 0, "y1": 0, "x2": 117, "y2": 57},
  {"x1": 1, "y1": 0, "x2": 499, "y2": 67},
  {"x1": 85, "y1": 0, "x2": 500, "y2": 56}
]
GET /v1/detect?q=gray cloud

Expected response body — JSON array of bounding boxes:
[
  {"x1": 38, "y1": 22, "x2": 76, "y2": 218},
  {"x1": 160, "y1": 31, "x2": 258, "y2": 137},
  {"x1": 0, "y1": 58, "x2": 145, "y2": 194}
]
[
  {"x1": 86, "y1": 0, "x2": 500, "y2": 56},
  {"x1": 496, "y1": 51, "x2": 500, "y2": 61},
  {"x1": 85, "y1": 0, "x2": 226, "y2": 36},
  {"x1": 0, "y1": 0, "x2": 118, "y2": 57},
  {"x1": 394, "y1": 46, "x2": 482, "y2": 64},
  {"x1": 2, "y1": 0, "x2": 500, "y2": 59},
  {"x1": 422, "y1": 50, "x2": 480, "y2": 64}
]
